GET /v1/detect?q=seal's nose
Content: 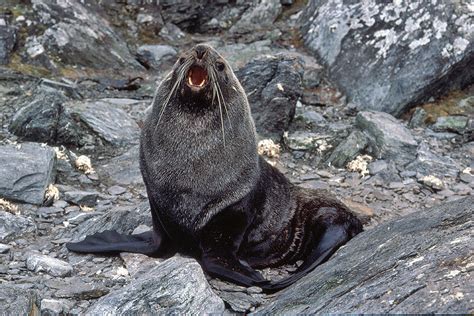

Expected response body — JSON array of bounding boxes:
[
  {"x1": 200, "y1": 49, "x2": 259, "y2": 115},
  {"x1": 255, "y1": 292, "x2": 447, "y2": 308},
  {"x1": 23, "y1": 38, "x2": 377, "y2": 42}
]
[{"x1": 195, "y1": 45, "x2": 207, "y2": 60}]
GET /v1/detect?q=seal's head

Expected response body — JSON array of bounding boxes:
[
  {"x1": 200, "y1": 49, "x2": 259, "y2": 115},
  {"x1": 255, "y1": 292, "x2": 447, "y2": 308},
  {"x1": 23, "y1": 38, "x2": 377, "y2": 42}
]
[{"x1": 163, "y1": 44, "x2": 241, "y2": 110}]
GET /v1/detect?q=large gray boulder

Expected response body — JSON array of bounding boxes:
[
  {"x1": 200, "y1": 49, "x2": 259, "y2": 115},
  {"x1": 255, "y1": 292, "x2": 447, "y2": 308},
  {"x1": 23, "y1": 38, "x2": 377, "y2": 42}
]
[
  {"x1": 300, "y1": 0, "x2": 474, "y2": 116},
  {"x1": 257, "y1": 196, "x2": 473, "y2": 314},
  {"x1": 236, "y1": 54, "x2": 304, "y2": 140},
  {"x1": 0, "y1": 142, "x2": 56, "y2": 205},
  {"x1": 87, "y1": 256, "x2": 225, "y2": 314}
]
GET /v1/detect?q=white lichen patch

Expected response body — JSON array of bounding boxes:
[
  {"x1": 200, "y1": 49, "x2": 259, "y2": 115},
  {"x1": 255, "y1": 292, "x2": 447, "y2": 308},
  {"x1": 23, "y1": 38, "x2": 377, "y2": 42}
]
[
  {"x1": 80, "y1": 205, "x2": 94, "y2": 212},
  {"x1": 0, "y1": 198, "x2": 19, "y2": 215},
  {"x1": 258, "y1": 139, "x2": 281, "y2": 158},
  {"x1": 346, "y1": 155, "x2": 373, "y2": 176},
  {"x1": 276, "y1": 83, "x2": 284, "y2": 91},
  {"x1": 444, "y1": 269, "x2": 461, "y2": 278},
  {"x1": 54, "y1": 147, "x2": 68, "y2": 160},
  {"x1": 405, "y1": 256, "x2": 424, "y2": 267},
  {"x1": 44, "y1": 184, "x2": 60, "y2": 203},
  {"x1": 374, "y1": 29, "x2": 398, "y2": 58},
  {"x1": 75, "y1": 155, "x2": 95, "y2": 174},
  {"x1": 453, "y1": 37, "x2": 469, "y2": 56},
  {"x1": 433, "y1": 17, "x2": 447, "y2": 39},
  {"x1": 421, "y1": 175, "x2": 444, "y2": 190}
]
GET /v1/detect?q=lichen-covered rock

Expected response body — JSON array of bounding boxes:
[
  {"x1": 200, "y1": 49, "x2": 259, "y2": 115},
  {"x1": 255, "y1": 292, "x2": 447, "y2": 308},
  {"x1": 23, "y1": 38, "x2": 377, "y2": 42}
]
[
  {"x1": 87, "y1": 256, "x2": 225, "y2": 314},
  {"x1": 257, "y1": 196, "x2": 473, "y2": 314},
  {"x1": 300, "y1": 0, "x2": 474, "y2": 116},
  {"x1": 0, "y1": 142, "x2": 56, "y2": 205},
  {"x1": 236, "y1": 54, "x2": 303, "y2": 140}
]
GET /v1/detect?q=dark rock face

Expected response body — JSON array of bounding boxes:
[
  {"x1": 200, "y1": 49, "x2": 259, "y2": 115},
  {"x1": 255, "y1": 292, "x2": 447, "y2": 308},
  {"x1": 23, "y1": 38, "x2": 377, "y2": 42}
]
[
  {"x1": 0, "y1": 25, "x2": 16, "y2": 65},
  {"x1": 87, "y1": 256, "x2": 225, "y2": 314},
  {"x1": 24, "y1": 0, "x2": 143, "y2": 72},
  {"x1": 257, "y1": 196, "x2": 473, "y2": 314},
  {"x1": 236, "y1": 54, "x2": 304, "y2": 140},
  {"x1": 0, "y1": 142, "x2": 56, "y2": 205},
  {"x1": 9, "y1": 89, "x2": 84, "y2": 146},
  {"x1": 300, "y1": 0, "x2": 474, "y2": 116}
]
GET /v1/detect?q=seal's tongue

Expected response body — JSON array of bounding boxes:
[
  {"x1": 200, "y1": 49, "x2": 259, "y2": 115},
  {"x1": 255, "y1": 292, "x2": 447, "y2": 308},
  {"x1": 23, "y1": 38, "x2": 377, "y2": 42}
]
[{"x1": 188, "y1": 65, "x2": 208, "y2": 87}]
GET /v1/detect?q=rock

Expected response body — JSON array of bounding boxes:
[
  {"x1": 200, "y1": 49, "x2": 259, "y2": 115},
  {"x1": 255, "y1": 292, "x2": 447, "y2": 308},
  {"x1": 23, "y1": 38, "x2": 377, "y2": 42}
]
[
  {"x1": 0, "y1": 25, "x2": 16, "y2": 64},
  {"x1": 107, "y1": 185, "x2": 126, "y2": 196},
  {"x1": 356, "y1": 111, "x2": 417, "y2": 164},
  {"x1": 40, "y1": 298, "x2": 71, "y2": 316},
  {"x1": 159, "y1": 22, "x2": 186, "y2": 42},
  {"x1": 24, "y1": 0, "x2": 142, "y2": 72},
  {"x1": 431, "y1": 116, "x2": 469, "y2": 134},
  {"x1": 0, "y1": 142, "x2": 56, "y2": 205},
  {"x1": 420, "y1": 175, "x2": 444, "y2": 191},
  {"x1": 9, "y1": 88, "x2": 85, "y2": 146},
  {"x1": 405, "y1": 142, "x2": 459, "y2": 179},
  {"x1": 70, "y1": 100, "x2": 140, "y2": 146},
  {"x1": 258, "y1": 196, "x2": 474, "y2": 314},
  {"x1": 87, "y1": 256, "x2": 225, "y2": 314},
  {"x1": 296, "y1": 109, "x2": 327, "y2": 127},
  {"x1": 236, "y1": 54, "x2": 303, "y2": 140},
  {"x1": 230, "y1": 0, "x2": 282, "y2": 34},
  {"x1": 0, "y1": 285, "x2": 38, "y2": 315},
  {"x1": 0, "y1": 211, "x2": 35, "y2": 242},
  {"x1": 66, "y1": 203, "x2": 151, "y2": 241},
  {"x1": 54, "y1": 278, "x2": 109, "y2": 300},
  {"x1": 63, "y1": 191, "x2": 99, "y2": 207},
  {"x1": 300, "y1": 0, "x2": 474, "y2": 116},
  {"x1": 0, "y1": 243, "x2": 11, "y2": 253},
  {"x1": 136, "y1": 45, "x2": 177, "y2": 70},
  {"x1": 408, "y1": 108, "x2": 427, "y2": 128},
  {"x1": 326, "y1": 130, "x2": 368, "y2": 168},
  {"x1": 284, "y1": 131, "x2": 331, "y2": 152},
  {"x1": 368, "y1": 159, "x2": 388, "y2": 175},
  {"x1": 98, "y1": 145, "x2": 143, "y2": 186},
  {"x1": 26, "y1": 253, "x2": 73, "y2": 277}
]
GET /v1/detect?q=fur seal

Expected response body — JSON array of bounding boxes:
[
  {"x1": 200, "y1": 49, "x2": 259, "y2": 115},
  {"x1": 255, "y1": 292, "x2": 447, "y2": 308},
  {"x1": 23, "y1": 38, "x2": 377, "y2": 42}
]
[{"x1": 67, "y1": 44, "x2": 363, "y2": 292}]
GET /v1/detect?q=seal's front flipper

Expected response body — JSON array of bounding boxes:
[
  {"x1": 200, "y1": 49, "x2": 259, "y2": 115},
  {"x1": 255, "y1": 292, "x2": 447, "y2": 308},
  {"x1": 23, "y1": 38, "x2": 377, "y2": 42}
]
[{"x1": 66, "y1": 230, "x2": 162, "y2": 256}]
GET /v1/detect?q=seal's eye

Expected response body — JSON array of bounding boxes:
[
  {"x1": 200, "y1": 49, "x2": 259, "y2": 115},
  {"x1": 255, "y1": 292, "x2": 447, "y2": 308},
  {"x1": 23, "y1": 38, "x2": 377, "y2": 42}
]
[{"x1": 216, "y1": 62, "x2": 225, "y2": 71}]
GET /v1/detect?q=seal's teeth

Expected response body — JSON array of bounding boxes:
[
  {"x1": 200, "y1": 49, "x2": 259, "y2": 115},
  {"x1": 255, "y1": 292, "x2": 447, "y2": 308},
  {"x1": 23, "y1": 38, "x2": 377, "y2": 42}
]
[{"x1": 188, "y1": 76, "x2": 193, "y2": 86}]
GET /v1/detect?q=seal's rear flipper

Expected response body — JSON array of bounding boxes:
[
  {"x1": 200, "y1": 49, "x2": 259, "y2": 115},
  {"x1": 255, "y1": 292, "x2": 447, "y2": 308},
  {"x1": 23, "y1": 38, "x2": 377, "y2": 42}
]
[{"x1": 66, "y1": 230, "x2": 161, "y2": 256}]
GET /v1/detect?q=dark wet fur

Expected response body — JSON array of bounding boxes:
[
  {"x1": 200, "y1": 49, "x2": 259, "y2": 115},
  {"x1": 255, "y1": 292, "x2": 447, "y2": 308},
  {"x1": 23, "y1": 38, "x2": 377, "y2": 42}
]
[{"x1": 67, "y1": 44, "x2": 363, "y2": 292}]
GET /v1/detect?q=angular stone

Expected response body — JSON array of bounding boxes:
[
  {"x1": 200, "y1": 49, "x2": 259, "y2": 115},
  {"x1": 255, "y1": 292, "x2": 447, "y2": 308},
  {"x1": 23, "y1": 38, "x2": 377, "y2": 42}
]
[
  {"x1": 136, "y1": 44, "x2": 177, "y2": 70},
  {"x1": 70, "y1": 100, "x2": 140, "y2": 146},
  {"x1": 40, "y1": 298, "x2": 71, "y2": 316},
  {"x1": 432, "y1": 116, "x2": 469, "y2": 134},
  {"x1": 300, "y1": 0, "x2": 474, "y2": 116},
  {"x1": 258, "y1": 196, "x2": 474, "y2": 314},
  {"x1": 0, "y1": 142, "x2": 56, "y2": 204},
  {"x1": 368, "y1": 160, "x2": 388, "y2": 175},
  {"x1": 326, "y1": 130, "x2": 368, "y2": 168},
  {"x1": 406, "y1": 142, "x2": 459, "y2": 179},
  {"x1": 356, "y1": 111, "x2": 417, "y2": 164},
  {"x1": 0, "y1": 211, "x2": 35, "y2": 242},
  {"x1": 98, "y1": 145, "x2": 143, "y2": 186},
  {"x1": 230, "y1": 0, "x2": 282, "y2": 34},
  {"x1": 236, "y1": 54, "x2": 304, "y2": 139},
  {"x1": 26, "y1": 253, "x2": 73, "y2": 277},
  {"x1": 9, "y1": 88, "x2": 85, "y2": 146},
  {"x1": 63, "y1": 191, "x2": 99, "y2": 207},
  {"x1": 54, "y1": 278, "x2": 109, "y2": 300},
  {"x1": 0, "y1": 25, "x2": 16, "y2": 64},
  {"x1": 0, "y1": 243, "x2": 11, "y2": 254},
  {"x1": 87, "y1": 256, "x2": 225, "y2": 314}
]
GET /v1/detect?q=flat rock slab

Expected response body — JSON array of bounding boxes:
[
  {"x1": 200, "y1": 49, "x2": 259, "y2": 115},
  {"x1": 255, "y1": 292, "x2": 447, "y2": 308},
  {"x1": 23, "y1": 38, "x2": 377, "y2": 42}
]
[
  {"x1": 98, "y1": 145, "x2": 143, "y2": 186},
  {"x1": 0, "y1": 142, "x2": 56, "y2": 204},
  {"x1": 87, "y1": 256, "x2": 225, "y2": 314},
  {"x1": 300, "y1": 0, "x2": 474, "y2": 116},
  {"x1": 257, "y1": 196, "x2": 474, "y2": 314},
  {"x1": 26, "y1": 253, "x2": 73, "y2": 277},
  {"x1": 70, "y1": 100, "x2": 140, "y2": 146}
]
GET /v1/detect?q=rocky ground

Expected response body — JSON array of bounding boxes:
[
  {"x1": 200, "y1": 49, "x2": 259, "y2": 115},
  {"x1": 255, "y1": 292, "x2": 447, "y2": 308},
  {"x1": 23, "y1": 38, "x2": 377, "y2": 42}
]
[{"x1": 0, "y1": 0, "x2": 472, "y2": 314}]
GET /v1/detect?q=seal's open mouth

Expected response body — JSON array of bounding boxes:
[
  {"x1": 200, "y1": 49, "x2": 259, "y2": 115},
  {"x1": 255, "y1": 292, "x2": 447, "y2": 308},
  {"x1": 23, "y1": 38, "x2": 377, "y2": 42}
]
[{"x1": 187, "y1": 65, "x2": 208, "y2": 88}]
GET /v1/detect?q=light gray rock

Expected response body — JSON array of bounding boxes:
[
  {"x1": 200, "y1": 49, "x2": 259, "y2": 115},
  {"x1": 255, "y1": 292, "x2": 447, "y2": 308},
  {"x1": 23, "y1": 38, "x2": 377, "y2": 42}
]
[
  {"x1": 356, "y1": 111, "x2": 417, "y2": 164},
  {"x1": 26, "y1": 253, "x2": 73, "y2": 277},
  {"x1": 0, "y1": 284, "x2": 38, "y2": 315},
  {"x1": 70, "y1": 100, "x2": 140, "y2": 146},
  {"x1": 136, "y1": 44, "x2": 177, "y2": 70},
  {"x1": 257, "y1": 196, "x2": 474, "y2": 314},
  {"x1": 98, "y1": 145, "x2": 143, "y2": 186},
  {"x1": 230, "y1": 0, "x2": 282, "y2": 34},
  {"x1": 40, "y1": 298, "x2": 72, "y2": 316},
  {"x1": 300, "y1": 0, "x2": 474, "y2": 116},
  {"x1": 63, "y1": 191, "x2": 99, "y2": 207},
  {"x1": 0, "y1": 211, "x2": 35, "y2": 242},
  {"x1": 236, "y1": 54, "x2": 304, "y2": 139},
  {"x1": 0, "y1": 243, "x2": 11, "y2": 253},
  {"x1": 0, "y1": 142, "x2": 56, "y2": 204},
  {"x1": 87, "y1": 256, "x2": 225, "y2": 314},
  {"x1": 368, "y1": 159, "x2": 388, "y2": 175},
  {"x1": 432, "y1": 115, "x2": 469, "y2": 134},
  {"x1": 405, "y1": 142, "x2": 459, "y2": 179}
]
